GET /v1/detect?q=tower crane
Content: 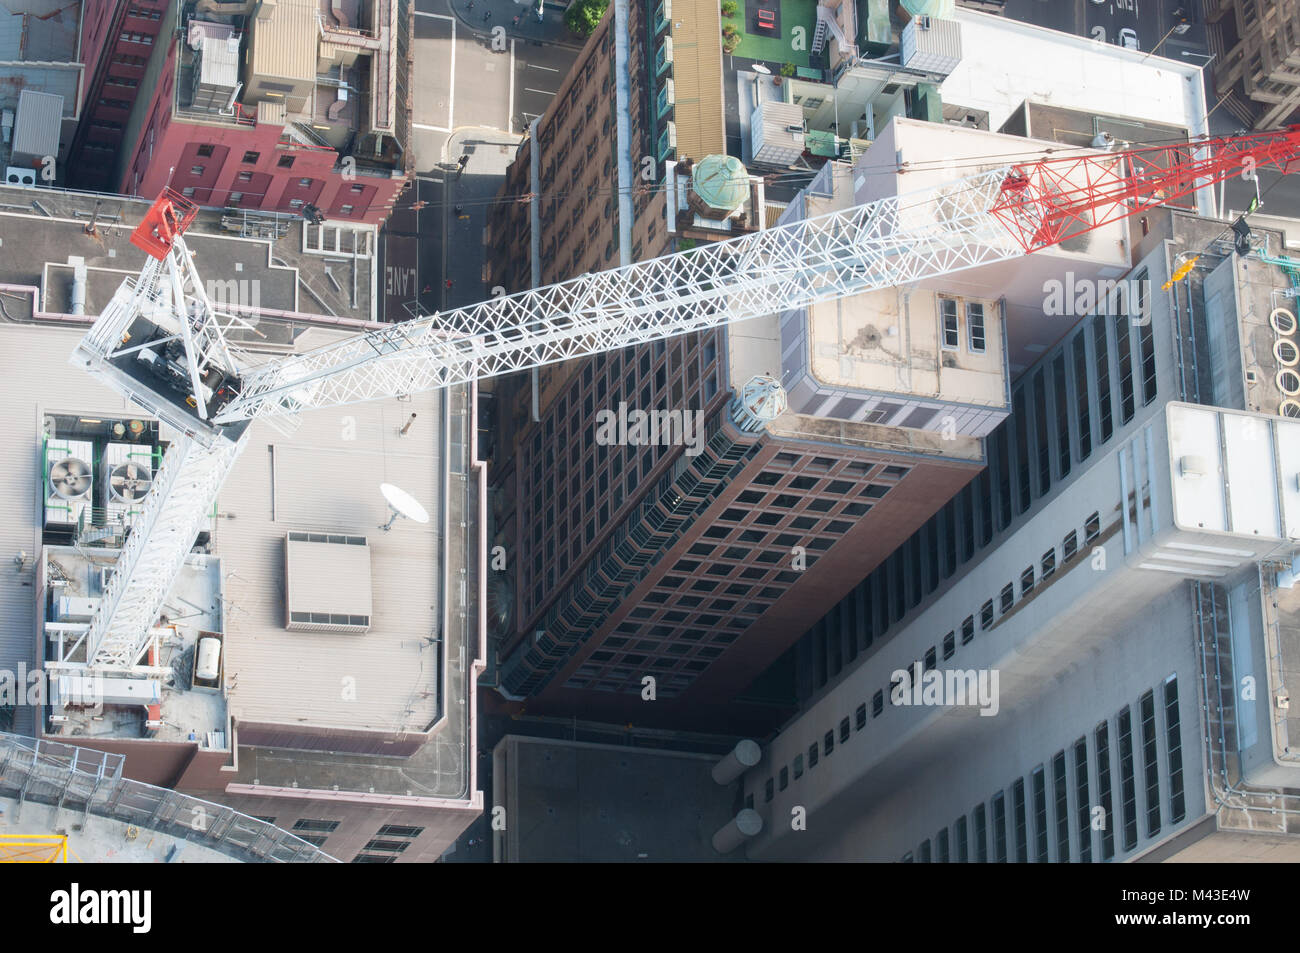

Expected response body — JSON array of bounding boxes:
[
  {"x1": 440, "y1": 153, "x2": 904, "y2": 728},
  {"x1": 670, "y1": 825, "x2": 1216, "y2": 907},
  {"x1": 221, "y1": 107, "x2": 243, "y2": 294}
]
[{"x1": 57, "y1": 127, "x2": 1300, "y2": 676}]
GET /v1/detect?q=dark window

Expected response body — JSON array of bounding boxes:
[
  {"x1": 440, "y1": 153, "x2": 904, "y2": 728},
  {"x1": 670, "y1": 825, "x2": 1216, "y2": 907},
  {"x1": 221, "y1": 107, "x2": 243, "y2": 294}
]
[
  {"x1": 1096, "y1": 722, "x2": 1115, "y2": 860},
  {"x1": 918, "y1": 839, "x2": 931, "y2": 863},
  {"x1": 1137, "y1": 280, "x2": 1157, "y2": 405},
  {"x1": 1164, "y1": 675, "x2": 1186, "y2": 823},
  {"x1": 942, "y1": 631, "x2": 955, "y2": 660},
  {"x1": 1116, "y1": 706, "x2": 1138, "y2": 852},
  {"x1": 1000, "y1": 582, "x2": 1014, "y2": 613},
  {"x1": 1053, "y1": 353, "x2": 1071, "y2": 478},
  {"x1": 242, "y1": 150, "x2": 260, "y2": 163},
  {"x1": 973, "y1": 804, "x2": 988, "y2": 863},
  {"x1": 992, "y1": 792, "x2": 1008, "y2": 863},
  {"x1": 808, "y1": 742, "x2": 819, "y2": 768},
  {"x1": 961, "y1": 615, "x2": 975, "y2": 644},
  {"x1": 1075, "y1": 737, "x2": 1092, "y2": 863},
  {"x1": 1011, "y1": 778, "x2": 1028, "y2": 863},
  {"x1": 872, "y1": 689, "x2": 884, "y2": 717},
  {"x1": 1084, "y1": 512, "x2": 1101, "y2": 544},
  {"x1": 1063, "y1": 530, "x2": 1079, "y2": 561},
  {"x1": 278, "y1": 155, "x2": 295, "y2": 169},
  {"x1": 824, "y1": 730, "x2": 834, "y2": 756},
  {"x1": 779, "y1": 766, "x2": 789, "y2": 791},
  {"x1": 967, "y1": 302, "x2": 986, "y2": 353},
  {"x1": 293, "y1": 818, "x2": 339, "y2": 833},
  {"x1": 855, "y1": 703, "x2": 867, "y2": 730},
  {"x1": 1052, "y1": 752, "x2": 1069, "y2": 862},
  {"x1": 764, "y1": 777, "x2": 774, "y2": 802},
  {"x1": 941, "y1": 298, "x2": 959, "y2": 348},
  {"x1": 955, "y1": 815, "x2": 969, "y2": 862},
  {"x1": 196, "y1": 144, "x2": 214, "y2": 158},
  {"x1": 936, "y1": 827, "x2": 950, "y2": 863},
  {"x1": 1041, "y1": 548, "x2": 1056, "y2": 581},
  {"x1": 1114, "y1": 313, "x2": 1135, "y2": 424},
  {"x1": 1021, "y1": 565, "x2": 1035, "y2": 597},
  {"x1": 377, "y1": 824, "x2": 424, "y2": 838},
  {"x1": 839, "y1": 717, "x2": 850, "y2": 742},
  {"x1": 1031, "y1": 767, "x2": 1049, "y2": 863},
  {"x1": 1073, "y1": 332, "x2": 1092, "y2": 460},
  {"x1": 1139, "y1": 690, "x2": 1161, "y2": 838},
  {"x1": 980, "y1": 600, "x2": 994, "y2": 630},
  {"x1": 1094, "y1": 315, "x2": 1113, "y2": 442}
]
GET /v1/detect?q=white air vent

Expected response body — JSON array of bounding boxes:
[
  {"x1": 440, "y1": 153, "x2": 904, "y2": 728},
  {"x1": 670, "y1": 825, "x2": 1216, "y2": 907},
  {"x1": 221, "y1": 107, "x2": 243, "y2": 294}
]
[{"x1": 1179, "y1": 455, "x2": 1208, "y2": 479}]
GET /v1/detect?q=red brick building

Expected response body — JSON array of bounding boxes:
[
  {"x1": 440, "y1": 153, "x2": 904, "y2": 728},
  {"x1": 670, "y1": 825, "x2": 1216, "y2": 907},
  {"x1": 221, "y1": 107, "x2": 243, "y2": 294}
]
[{"x1": 70, "y1": 0, "x2": 413, "y2": 225}]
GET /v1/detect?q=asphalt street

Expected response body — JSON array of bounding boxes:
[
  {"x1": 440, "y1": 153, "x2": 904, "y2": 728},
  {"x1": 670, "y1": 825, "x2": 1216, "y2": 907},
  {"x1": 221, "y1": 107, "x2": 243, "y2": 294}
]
[{"x1": 378, "y1": 0, "x2": 583, "y2": 322}]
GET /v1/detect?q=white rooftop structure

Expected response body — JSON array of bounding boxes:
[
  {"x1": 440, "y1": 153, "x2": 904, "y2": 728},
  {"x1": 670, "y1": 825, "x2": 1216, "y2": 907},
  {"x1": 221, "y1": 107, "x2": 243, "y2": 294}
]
[{"x1": 945, "y1": 9, "x2": 1211, "y2": 143}]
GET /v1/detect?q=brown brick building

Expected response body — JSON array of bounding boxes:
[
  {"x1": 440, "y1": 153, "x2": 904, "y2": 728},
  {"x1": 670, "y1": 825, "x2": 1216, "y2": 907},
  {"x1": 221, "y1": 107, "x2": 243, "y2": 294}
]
[{"x1": 484, "y1": 5, "x2": 1007, "y2": 733}]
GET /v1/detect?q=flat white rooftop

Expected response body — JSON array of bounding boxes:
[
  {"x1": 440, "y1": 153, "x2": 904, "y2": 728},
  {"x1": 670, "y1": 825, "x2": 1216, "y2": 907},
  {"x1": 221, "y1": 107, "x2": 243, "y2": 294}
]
[{"x1": 946, "y1": 9, "x2": 1210, "y2": 139}]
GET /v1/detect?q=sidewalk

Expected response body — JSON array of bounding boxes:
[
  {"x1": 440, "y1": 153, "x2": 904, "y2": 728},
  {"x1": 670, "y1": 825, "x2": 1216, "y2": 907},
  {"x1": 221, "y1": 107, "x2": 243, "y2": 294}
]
[{"x1": 448, "y1": 0, "x2": 582, "y2": 48}]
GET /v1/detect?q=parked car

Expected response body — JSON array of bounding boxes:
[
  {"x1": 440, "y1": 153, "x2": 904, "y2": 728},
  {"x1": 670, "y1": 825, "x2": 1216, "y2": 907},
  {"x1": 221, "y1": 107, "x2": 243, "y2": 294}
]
[{"x1": 1119, "y1": 27, "x2": 1139, "y2": 51}]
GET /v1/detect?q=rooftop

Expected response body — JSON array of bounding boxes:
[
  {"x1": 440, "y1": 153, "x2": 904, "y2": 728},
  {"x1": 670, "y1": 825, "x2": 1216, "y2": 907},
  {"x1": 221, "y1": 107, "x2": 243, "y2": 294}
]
[
  {"x1": 944, "y1": 8, "x2": 1210, "y2": 140},
  {"x1": 0, "y1": 183, "x2": 377, "y2": 324},
  {"x1": 492, "y1": 735, "x2": 744, "y2": 862}
]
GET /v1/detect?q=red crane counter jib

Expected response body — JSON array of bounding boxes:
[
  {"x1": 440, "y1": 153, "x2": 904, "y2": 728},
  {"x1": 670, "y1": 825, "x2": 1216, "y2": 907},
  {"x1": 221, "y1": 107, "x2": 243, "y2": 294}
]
[
  {"x1": 129, "y1": 189, "x2": 201, "y2": 260},
  {"x1": 988, "y1": 126, "x2": 1300, "y2": 253}
]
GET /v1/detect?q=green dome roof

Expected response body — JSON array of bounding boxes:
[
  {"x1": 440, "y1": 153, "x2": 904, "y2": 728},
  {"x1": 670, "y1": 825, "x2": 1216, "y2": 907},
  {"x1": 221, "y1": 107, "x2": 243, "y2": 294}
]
[
  {"x1": 691, "y1": 155, "x2": 748, "y2": 213},
  {"x1": 900, "y1": 0, "x2": 955, "y2": 16}
]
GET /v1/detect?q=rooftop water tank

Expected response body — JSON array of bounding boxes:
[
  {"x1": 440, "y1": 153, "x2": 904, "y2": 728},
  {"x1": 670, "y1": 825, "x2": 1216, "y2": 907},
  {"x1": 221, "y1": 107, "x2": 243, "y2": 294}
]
[{"x1": 195, "y1": 636, "x2": 222, "y2": 682}]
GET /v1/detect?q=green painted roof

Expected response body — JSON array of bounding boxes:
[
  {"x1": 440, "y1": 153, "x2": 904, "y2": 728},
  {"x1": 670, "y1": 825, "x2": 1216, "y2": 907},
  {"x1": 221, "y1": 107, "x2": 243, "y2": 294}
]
[
  {"x1": 692, "y1": 155, "x2": 748, "y2": 213},
  {"x1": 900, "y1": 0, "x2": 956, "y2": 16}
]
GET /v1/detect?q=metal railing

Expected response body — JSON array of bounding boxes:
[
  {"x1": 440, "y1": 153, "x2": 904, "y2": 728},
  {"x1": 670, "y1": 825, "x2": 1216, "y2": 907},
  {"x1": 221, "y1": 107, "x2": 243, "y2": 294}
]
[{"x1": 0, "y1": 732, "x2": 338, "y2": 862}]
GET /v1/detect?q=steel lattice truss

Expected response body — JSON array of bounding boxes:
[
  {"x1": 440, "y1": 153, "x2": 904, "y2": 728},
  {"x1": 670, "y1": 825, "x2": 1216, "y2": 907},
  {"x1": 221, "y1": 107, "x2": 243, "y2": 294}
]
[
  {"x1": 989, "y1": 127, "x2": 1300, "y2": 251},
  {"x1": 78, "y1": 434, "x2": 245, "y2": 669},
  {"x1": 214, "y1": 168, "x2": 1024, "y2": 423},
  {"x1": 69, "y1": 127, "x2": 1300, "y2": 671}
]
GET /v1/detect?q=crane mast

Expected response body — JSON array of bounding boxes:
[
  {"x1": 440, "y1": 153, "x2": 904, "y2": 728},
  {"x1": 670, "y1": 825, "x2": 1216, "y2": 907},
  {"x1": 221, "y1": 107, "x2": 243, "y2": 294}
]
[{"x1": 65, "y1": 127, "x2": 1300, "y2": 674}]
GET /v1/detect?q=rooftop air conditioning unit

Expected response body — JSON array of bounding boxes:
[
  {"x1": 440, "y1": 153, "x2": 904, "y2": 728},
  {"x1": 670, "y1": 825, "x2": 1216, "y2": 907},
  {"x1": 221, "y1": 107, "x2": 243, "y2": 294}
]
[
  {"x1": 49, "y1": 457, "x2": 92, "y2": 499},
  {"x1": 6, "y1": 166, "x2": 35, "y2": 187}
]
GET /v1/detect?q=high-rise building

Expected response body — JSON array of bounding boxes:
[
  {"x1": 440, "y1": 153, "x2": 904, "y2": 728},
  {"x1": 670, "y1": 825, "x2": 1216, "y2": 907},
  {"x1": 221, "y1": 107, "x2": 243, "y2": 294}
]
[
  {"x1": 1207, "y1": 0, "x2": 1300, "y2": 129},
  {"x1": 69, "y1": 0, "x2": 413, "y2": 225},
  {"x1": 482, "y1": 9, "x2": 1212, "y2": 733},
  {"x1": 738, "y1": 211, "x2": 1300, "y2": 861}
]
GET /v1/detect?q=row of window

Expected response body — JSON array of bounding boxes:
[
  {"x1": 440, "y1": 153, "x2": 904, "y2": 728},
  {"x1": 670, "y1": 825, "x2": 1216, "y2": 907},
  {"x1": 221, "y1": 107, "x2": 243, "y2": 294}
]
[
  {"x1": 761, "y1": 508, "x2": 1104, "y2": 806},
  {"x1": 939, "y1": 298, "x2": 986, "y2": 354},
  {"x1": 284, "y1": 818, "x2": 427, "y2": 860},
  {"x1": 796, "y1": 274, "x2": 1158, "y2": 699},
  {"x1": 903, "y1": 675, "x2": 1186, "y2": 862}
]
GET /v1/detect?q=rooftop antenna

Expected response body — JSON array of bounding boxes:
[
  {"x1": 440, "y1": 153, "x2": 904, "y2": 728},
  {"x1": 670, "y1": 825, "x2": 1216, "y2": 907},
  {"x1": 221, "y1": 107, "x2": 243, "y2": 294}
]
[{"x1": 378, "y1": 482, "x2": 429, "y2": 532}]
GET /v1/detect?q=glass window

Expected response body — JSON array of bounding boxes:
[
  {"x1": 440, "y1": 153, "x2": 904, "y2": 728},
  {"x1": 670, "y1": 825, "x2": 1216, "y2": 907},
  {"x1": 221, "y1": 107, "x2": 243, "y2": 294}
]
[
  {"x1": 967, "y1": 302, "x2": 986, "y2": 353},
  {"x1": 941, "y1": 298, "x2": 959, "y2": 349},
  {"x1": 1164, "y1": 675, "x2": 1185, "y2": 823},
  {"x1": 1095, "y1": 721, "x2": 1115, "y2": 860},
  {"x1": 1075, "y1": 737, "x2": 1092, "y2": 863}
]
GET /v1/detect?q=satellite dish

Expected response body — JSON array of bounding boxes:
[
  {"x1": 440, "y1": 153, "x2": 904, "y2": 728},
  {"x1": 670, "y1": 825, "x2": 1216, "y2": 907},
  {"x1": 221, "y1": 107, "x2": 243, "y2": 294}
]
[
  {"x1": 752, "y1": 63, "x2": 771, "y2": 75},
  {"x1": 379, "y1": 482, "x2": 429, "y2": 531}
]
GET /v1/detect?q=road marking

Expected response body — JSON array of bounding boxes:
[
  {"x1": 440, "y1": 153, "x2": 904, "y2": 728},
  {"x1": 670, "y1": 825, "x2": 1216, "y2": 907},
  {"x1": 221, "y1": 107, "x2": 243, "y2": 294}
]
[
  {"x1": 414, "y1": 122, "x2": 452, "y2": 132},
  {"x1": 524, "y1": 88, "x2": 556, "y2": 96},
  {"x1": 449, "y1": 16, "x2": 456, "y2": 128},
  {"x1": 414, "y1": 10, "x2": 454, "y2": 19},
  {"x1": 509, "y1": 39, "x2": 517, "y2": 135},
  {"x1": 527, "y1": 63, "x2": 561, "y2": 72}
]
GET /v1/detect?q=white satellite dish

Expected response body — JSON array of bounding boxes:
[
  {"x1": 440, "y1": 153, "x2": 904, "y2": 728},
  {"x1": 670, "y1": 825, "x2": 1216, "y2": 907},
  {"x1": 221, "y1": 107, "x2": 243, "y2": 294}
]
[
  {"x1": 751, "y1": 63, "x2": 771, "y2": 75},
  {"x1": 379, "y1": 482, "x2": 429, "y2": 531}
]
